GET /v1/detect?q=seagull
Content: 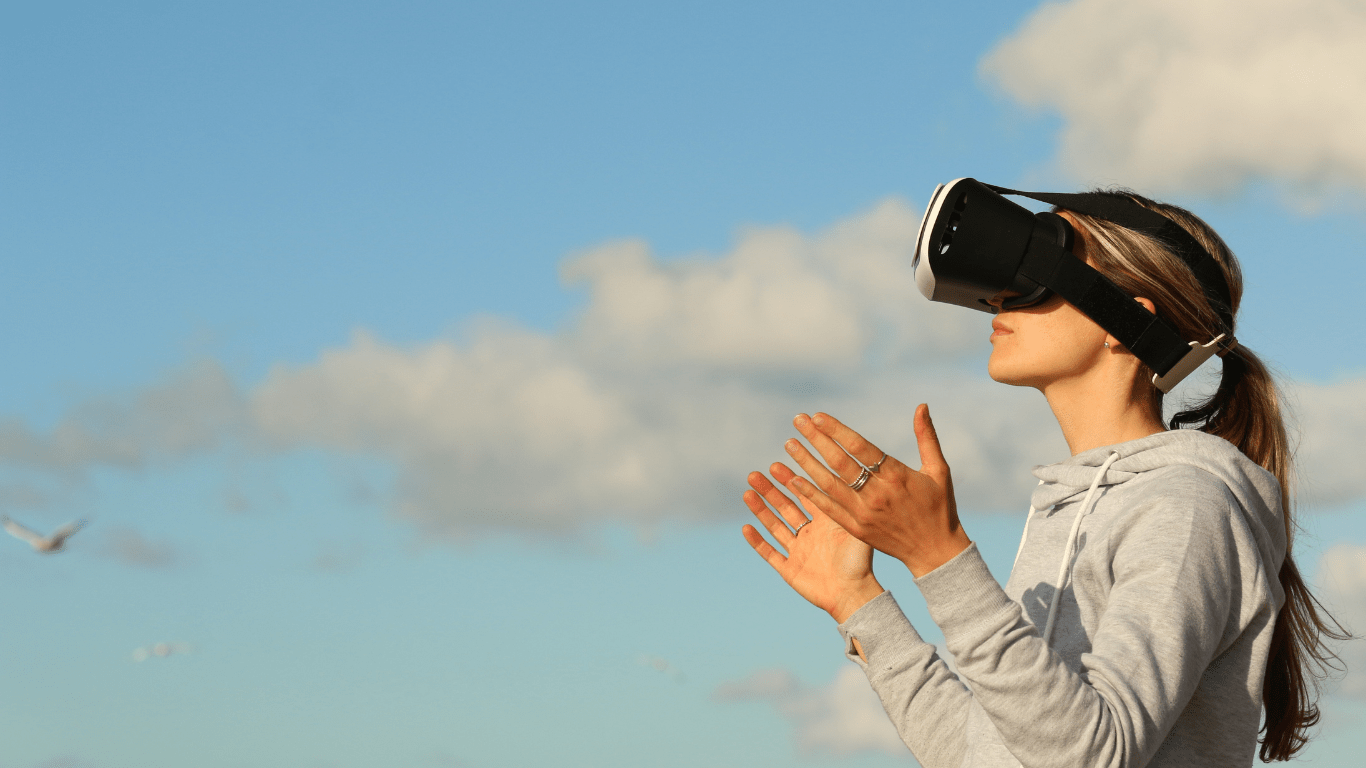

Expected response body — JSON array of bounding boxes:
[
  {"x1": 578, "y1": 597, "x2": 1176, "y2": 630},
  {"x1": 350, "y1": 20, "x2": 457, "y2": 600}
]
[{"x1": 1, "y1": 516, "x2": 86, "y2": 553}]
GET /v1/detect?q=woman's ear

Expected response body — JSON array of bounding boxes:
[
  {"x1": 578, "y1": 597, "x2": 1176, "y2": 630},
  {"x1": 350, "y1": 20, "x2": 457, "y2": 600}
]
[{"x1": 1134, "y1": 297, "x2": 1157, "y2": 315}]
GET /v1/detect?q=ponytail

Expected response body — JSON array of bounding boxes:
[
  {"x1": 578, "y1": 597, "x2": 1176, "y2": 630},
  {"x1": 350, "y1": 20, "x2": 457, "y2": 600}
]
[{"x1": 1066, "y1": 195, "x2": 1350, "y2": 762}]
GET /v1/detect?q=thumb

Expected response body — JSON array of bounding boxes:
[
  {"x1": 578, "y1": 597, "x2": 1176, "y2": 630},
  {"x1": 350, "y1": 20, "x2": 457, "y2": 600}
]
[{"x1": 914, "y1": 404, "x2": 951, "y2": 482}]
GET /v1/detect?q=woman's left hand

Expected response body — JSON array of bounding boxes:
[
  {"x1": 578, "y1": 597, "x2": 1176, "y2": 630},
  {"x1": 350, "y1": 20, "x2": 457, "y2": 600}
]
[
  {"x1": 779, "y1": 404, "x2": 972, "y2": 578},
  {"x1": 741, "y1": 463, "x2": 883, "y2": 624}
]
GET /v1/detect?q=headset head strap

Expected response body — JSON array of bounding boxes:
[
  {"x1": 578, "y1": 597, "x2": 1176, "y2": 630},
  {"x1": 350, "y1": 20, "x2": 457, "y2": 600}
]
[{"x1": 987, "y1": 186, "x2": 1234, "y2": 334}]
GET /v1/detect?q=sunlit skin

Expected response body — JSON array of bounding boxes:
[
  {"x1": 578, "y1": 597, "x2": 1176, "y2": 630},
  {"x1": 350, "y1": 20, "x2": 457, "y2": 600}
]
[{"x1": 741, "y1": 211, "x2": 1170, "y2": 640}]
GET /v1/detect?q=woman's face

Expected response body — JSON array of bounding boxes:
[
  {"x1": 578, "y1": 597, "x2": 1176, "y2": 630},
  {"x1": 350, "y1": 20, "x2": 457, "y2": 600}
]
[
  {"x1": 986, "y1": 292, "x2": 1109, "y2": 390},
  {"x1": 986, "y1": 213, "x2": 1113, "y2": 390}
]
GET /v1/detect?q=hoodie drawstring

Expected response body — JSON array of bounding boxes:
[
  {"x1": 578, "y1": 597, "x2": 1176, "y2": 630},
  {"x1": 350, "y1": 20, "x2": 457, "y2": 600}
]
[
  {"x1": 1041, "y1": 451, "x2": 1121, "y2": 646},
  {"x1": 1012, "y1": 481, "x2": 1045, "y2": 572}
]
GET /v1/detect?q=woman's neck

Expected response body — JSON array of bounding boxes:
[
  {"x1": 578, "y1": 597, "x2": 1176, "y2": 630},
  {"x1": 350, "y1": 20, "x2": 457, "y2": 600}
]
[{"x1": 1042, "y1": 366, "x2": 1167, "y2": 455}]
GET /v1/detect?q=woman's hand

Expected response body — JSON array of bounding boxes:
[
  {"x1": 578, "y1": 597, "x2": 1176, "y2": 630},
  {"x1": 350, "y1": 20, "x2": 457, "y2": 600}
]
[
  {"x1": 782, "y1": 404, "x2": 971, "y2": 578},
  {"x1": 742, "y1": 464, "x2": 884, "y2": 624}
]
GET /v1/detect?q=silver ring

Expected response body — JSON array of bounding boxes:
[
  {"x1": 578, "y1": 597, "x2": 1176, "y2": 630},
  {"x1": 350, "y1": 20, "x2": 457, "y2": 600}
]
[
  {"x1": 793, "y1": 519, "x2": 812, "y2": 535},
  {"x1": 868, "y1": 453, "x2": 888, "y2": 472},
  {"x1": 848, "y1": 467, "x2": 872, "y2": 491}
]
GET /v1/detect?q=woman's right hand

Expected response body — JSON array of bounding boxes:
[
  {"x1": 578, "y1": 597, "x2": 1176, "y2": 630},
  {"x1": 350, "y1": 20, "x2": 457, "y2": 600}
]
[{"x1": 742, "y1": 463, "x2": 884, "y2": 624}]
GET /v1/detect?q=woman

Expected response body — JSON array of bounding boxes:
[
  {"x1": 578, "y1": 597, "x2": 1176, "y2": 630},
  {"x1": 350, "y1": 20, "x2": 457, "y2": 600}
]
[{"x1": 740, "y1": 190, "x2": 1343, "y2": 766}]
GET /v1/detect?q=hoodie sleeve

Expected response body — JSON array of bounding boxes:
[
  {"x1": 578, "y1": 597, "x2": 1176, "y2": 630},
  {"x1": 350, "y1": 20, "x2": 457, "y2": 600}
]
[
  {"x1": 837, "y1": 591, "x2": 973, "y2": 768},
  {"x1": 893, "y1": 485, "x2": 1253, "y2": 768}
]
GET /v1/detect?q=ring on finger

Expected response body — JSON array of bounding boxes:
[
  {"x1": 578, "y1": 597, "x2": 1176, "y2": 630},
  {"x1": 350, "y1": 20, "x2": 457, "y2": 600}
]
[
  {"x1": 868, "y1": 453, "x2": 888, "y2": 472},
  {"x1": 793, "y1": 519, "x2": 812, "y2": 535},
  {"x1": 848, "y1": 467, "x2": 872, "y2": 491}
]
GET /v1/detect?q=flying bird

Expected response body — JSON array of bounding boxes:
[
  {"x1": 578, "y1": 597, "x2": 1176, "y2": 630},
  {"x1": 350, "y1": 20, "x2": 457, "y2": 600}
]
[{"x1": 1, "y1": 516, "x2": 86, "y2": 553}]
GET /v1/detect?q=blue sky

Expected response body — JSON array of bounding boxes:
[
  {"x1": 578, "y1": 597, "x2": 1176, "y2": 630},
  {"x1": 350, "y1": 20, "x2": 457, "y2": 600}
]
[{"x1": 2, "y1": 2, "x2": 1365, "y2": 766}]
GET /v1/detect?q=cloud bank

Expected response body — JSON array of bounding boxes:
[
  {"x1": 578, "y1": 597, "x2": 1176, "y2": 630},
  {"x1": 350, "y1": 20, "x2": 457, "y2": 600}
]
[
  {"x1": 714, "y1": 666, "x2": 907, "y2": 757},
  {"x1": 1317, "y1": 543, "x2": 1366, "y2": 699},
  {"x1": 1, "y1": 200, "x2": 1362, "y2": 538},
  {"x1": 1290, "y1": 377, "x2": 1366, "y2": 509},
  {"x1": 983, "y1": 0, "x2": 1366, "y2": 199},
  {"x1": 245, "y1": 199, "x2": 1066, "y2": 537}
]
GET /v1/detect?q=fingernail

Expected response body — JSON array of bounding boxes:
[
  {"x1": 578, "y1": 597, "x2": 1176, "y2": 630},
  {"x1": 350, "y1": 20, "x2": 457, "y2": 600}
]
[
  {"x1": 812, "y1": 414, "x2": 825, "y2": 426},
  {"x1": 793, "y1": 414, "x2": 807, "y2": 427},
  {"x1": 785, "y1": 439, "x2": 799, "y2": 453}
]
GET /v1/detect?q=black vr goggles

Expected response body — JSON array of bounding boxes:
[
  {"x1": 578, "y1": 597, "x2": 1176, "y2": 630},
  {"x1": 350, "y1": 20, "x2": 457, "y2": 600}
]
[{"x1": 913, "y1": 178, "x2": 1236, "y2": 393}]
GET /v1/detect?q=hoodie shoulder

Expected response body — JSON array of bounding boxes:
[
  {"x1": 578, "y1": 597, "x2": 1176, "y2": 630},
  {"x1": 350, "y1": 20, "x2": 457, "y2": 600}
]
[
  {"x1": 1119, "y1": 463, "x2": 1242, "y2": 522},
  {"x1": 1097, "y1": 451, "x2": 1286, "y2": 597},
  {"x1": 1131, "y1": 461, "x2": 1235, "y2": 494}
]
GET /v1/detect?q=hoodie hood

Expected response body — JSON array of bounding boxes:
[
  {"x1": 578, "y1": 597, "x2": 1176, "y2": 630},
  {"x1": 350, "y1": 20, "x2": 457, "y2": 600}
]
[{"x1": 1030, "y1": 429, "x2": 1287, "y2": 578}]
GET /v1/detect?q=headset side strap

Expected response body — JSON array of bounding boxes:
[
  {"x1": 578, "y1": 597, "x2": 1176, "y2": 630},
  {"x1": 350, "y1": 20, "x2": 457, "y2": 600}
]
[
  {"x1": 988, "y1": 184, "x2": 1234, "y2": 333},
  {"x1": 1019, "y1": 242, "x2": 1191, "y2": 378}
]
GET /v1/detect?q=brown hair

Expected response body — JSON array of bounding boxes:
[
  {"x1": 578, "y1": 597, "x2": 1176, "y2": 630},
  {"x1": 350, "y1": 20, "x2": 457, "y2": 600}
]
[{"x1": 1063, "y1": 193, "x2": 1348, "y2": 761}]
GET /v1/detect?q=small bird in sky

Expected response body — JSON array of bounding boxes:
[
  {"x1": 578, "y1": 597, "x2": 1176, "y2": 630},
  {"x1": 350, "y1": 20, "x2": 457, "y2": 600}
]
[{"x1": 1, "y1": 516, "x2": 86, "y2": 554}]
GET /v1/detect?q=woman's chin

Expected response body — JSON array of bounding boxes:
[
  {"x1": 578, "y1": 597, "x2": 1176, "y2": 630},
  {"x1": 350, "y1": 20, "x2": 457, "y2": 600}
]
[
  {"x1": 987, "y1": 356, "x2": 1036, "y2": 388},
  {"x1": 986, "y1": 352, "x2": 1010, "y2": 383},
  {"x1": 988, "y1": 368, "x2": 1019, "y2": 386}
]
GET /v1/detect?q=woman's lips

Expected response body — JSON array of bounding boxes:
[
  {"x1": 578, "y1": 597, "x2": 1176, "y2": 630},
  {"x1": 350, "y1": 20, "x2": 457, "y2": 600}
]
[{"x1": 991, "y1": 319, "x2": 1012, "y2": 338}]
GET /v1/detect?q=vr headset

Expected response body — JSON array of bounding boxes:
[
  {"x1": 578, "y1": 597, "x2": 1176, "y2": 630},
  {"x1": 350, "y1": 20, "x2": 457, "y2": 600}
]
[{"x1": 913, "y1": 178, "x2": 1236, "y2": 392}]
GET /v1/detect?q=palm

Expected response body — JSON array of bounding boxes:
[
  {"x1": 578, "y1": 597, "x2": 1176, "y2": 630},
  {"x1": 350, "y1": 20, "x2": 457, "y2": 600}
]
[
  {"x1": 778, "y1": 515, "x2": 872, "y2": 608},
  {"x1": 741, "y1": 468, "x2": 879, "y2": 620}
]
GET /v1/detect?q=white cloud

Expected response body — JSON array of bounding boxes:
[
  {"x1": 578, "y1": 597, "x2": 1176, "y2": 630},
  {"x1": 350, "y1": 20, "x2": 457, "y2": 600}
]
[
  {"x1": 563, "y1": 199, "x2": 982, "y2": 371},
  {"x1": 715, "y1": 666, "x2": 908, "y2": 758},
  {"x1": 131, "y1": 641, "x2": 193, "y2": 662},
  {"x1": 247, "y1": 199, "x2": 1063, "y2": 537},
  {"x1": 0, "y1": 199, "x2": 1065, "y2": 538},
  {"x1": 982, "y1": 0, "x2": 1366, "y2": 199},
  {"x1": 1290, "y1": 376, "x2": 1366, "y2": 509},
  {"x1": 0, "y1": 362, "x2": 244, "y2": 472},
  {"x1": 1317, "y1": 544, "x2": 1366, "y2": 698}
]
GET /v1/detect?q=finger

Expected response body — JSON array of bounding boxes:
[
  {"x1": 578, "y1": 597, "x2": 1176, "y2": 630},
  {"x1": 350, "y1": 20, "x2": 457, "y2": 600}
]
[
  {"x1": 768, "y1": 462, "x2": 834, "y2": 525},
  {"x1": 913, "y1": 404, "x2": 951, "y2": 483},
  {"x1": 792, "y1": 413, "x2": 868, "y2": 484},
  {"x1": 781, "y1": 464, "x2": 864, "y2": 538},
  {"x1": 783, "y1": 437, "x2": 845, "y2": 495},
  {"x1": 784, "y1": 436, "x2": 875, "y2": 510},
  {"x1": 748, "y1": 471, "x2": 810, "y2": 530},
  {"x1": 742, "y1": 523, "x2": 789, "y2": 573},
  {"x1": 744, "y1": 487, "x2": 798, "y2": 549},
  {"x1": 809, "y1": 412, "x2": 890, "y2": 471}
]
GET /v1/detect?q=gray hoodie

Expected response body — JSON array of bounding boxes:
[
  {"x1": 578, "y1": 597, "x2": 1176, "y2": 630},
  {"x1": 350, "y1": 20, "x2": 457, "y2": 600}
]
[{"x1": 838, "y1": 429, "x2": 1286, "y2": 767}]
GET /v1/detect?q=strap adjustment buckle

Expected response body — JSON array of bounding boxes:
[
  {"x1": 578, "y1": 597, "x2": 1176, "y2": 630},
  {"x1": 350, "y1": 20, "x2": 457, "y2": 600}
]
[{"x1": 1151, "y1": 333, "x2": 1231, "y2": 393}]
